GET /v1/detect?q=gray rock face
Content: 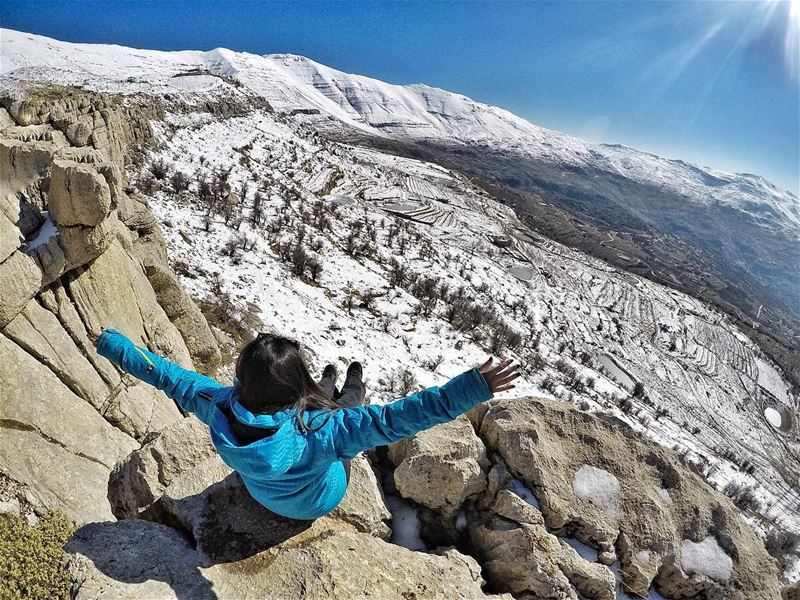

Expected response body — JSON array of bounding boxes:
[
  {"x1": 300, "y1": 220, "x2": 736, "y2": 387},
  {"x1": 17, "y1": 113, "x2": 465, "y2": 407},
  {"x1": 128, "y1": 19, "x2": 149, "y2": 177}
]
[
  {"x1": 0, "y1": 333, "x2": 137, "y2": 523},
  {"x1": 66, "y1": 519, "x2": 508, "y2": 600},
  {"x1": 478, "y1": 397, "x2": 784, "y2": 599},
  {"x1": 0, "y1": 87, "x2": 217, "y2": 528},
  {"x1": 388, "y1": 416, "x2": 488, "y2": 517},
  {"x1": 0, "y1": 251, "x2": 42, "y2": 328},
  {"x1": 469, "y1": 461, "x2": 616, "y2": 600}
]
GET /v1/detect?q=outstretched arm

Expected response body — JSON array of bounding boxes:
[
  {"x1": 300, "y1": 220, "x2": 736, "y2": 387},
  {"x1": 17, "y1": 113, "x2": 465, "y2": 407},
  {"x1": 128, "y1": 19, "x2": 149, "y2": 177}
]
[
  {"x1": 321, "y1": 358, "x2": 520, "y2": 460},
  {"x1": 92, "y1": 328, "x2": 224, "y2": 424}
]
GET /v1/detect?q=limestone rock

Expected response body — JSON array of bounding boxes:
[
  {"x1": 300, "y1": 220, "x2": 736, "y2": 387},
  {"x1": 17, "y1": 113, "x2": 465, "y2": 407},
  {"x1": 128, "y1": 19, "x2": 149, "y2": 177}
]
[
  {"x1": 783, "y1": 581, "x2": 800, "y2": 600},
  {"x1": 0, "y1": 250, "x2": 42, "y2": 328},
  {"x1": 48, "y1": 159, "x2": 112, "y2": 226},
  {"x1": 0, "y1": 212, "x2": 22, "y2": 264},
  {"x1": 329, "y1": 454, "x2": 392, "y2": 539},
  {"x1": 0, "y1": 107, "x2": 14, "y2": 129},
  {"x1": 66, "y1": 520, "x2": 508, "y2": 600},
  {"x1": 479, "y1": 397, "x2": 784, "y2": 599},
  {"x1": 0, "y1": 139, "x2": 54, "y2": 233},
  {"x1": 388, "y1": 416, "x2": 488, "y2": 517},
  {"x1": 0, "y1": 333, "x2": 137, "y2": 523},
  {"x1": 3, "y1": 299, "x2": 110, "y2": 408},
  {"x1": 35, "y1": 282, "x2": 181, "y2": 440},
  {"x1": 55, "y1": 213, "x2": 120, "y2": 272},
  {"x1": 108, "y1": 417, "x2": 218, "y2": 520},
  {"x1": 1, "y1": 123, "x2": 69, "y2": 147},
  {"x1": 64, "y1": 118, "x2": 92, "y2": 146},
  {"x1": 468, "y1": 459, "x2": 616, "y2": 600},
  {"x1": 144, "y1": 264, "x2": 221, "y2": 372},
  {"x1": 65, "y1": 240, "x2": 192, "y2": 367}
]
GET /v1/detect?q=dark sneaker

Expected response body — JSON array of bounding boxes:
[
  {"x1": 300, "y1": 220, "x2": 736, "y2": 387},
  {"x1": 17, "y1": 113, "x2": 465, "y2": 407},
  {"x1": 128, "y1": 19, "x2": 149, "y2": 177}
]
[
  {"x1": 346, "y1": 361, "x2": 363, "y2": 381},
  {"x1": 322, "y1": 364, "x2": 338, "y2": 381}
]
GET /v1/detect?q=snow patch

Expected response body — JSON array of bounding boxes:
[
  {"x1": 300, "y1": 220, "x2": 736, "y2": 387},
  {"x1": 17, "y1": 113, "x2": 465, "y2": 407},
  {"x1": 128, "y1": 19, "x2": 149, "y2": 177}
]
[
  {"x1": 764, "y1": 407, "x2": 782, "y2": 428},
  {"x1": 385, "y1": 494, "x2": 426, "y2": 551},
  {"x1": 455, "y1": 509, "x2": 467, "y2": 531},
  {"x1": 573, "y1": 465, "x2": 621, "y2": 520},
  {"x1": 564, "y1": 536, "x2": 598, "y2": 562},
  {"x1": 680, "y1": 536, "x2": 733, "y2": 582},
  {"x1": 507, "y1": 477, "x2": 540, "y2": 509},
  {"x1": 24, "y1": 212, "x2": 57, "y2": 251}
]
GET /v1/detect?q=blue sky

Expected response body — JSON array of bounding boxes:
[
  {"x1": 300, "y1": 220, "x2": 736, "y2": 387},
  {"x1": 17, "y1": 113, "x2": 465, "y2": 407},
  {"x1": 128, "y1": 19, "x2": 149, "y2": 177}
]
[{"x1": 2, "y1": 0, "x2": 798, "y2": 193}]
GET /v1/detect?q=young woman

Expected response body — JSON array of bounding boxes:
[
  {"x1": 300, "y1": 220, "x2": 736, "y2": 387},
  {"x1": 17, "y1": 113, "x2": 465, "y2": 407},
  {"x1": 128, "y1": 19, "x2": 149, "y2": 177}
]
[{"x1": 92, "y1": 328, "x2": 520, "y2": 521}]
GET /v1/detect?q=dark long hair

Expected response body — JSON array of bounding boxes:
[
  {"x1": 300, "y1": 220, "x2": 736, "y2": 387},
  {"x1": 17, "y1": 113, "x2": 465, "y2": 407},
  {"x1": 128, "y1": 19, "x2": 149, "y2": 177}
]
[{"x1": 235, "y1": 332, "x2": 339, "y2": 432}]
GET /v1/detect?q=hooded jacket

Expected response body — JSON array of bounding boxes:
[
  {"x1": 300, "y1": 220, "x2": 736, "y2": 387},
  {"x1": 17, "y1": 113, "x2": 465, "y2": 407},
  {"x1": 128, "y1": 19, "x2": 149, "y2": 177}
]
[{"x1": 97, "y1": 329, "x2": 494, "y2": 520}]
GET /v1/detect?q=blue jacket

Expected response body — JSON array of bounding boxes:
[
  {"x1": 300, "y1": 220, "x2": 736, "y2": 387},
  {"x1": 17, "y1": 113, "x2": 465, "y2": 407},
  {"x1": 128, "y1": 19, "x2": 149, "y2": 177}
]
[{"x1": 97, "y1": 329, "x2": 493, "y2": 520}]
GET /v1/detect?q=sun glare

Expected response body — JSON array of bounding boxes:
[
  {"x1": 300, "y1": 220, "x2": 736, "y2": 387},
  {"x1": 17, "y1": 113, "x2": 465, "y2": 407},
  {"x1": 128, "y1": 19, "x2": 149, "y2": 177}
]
[{"x1": 751, "y1": 0, "x2": 799, "y2": 77}]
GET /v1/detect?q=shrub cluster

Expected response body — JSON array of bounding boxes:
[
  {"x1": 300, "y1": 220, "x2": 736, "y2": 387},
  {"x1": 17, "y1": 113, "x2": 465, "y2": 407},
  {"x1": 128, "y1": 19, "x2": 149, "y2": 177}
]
[
  {"x1": 723, "y1": 481, "x2": 762, "y2": 512},
  {"x1": 0, "y1": 510, "x2": 74, "y2": 600}
]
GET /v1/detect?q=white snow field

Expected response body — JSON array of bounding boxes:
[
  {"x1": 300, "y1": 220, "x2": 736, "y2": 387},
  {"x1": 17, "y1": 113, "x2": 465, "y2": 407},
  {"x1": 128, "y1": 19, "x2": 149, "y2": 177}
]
[{"x1": 2, "y1": 27, "x2": 798, "y2": 582}]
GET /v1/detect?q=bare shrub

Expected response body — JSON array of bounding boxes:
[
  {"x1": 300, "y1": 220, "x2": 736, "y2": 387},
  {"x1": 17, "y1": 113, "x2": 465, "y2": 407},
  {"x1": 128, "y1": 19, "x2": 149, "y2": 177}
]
[
  {"x1": 723, "y1": 481, "x2": 762, "y2": 512},
  {"x1": 150, "y1": 158, "x2": 169, "y2": 180},
  {"x1": 307, "y1": 257, "x2": 323, "y2": 282},
  {"x1": 554, "y1": 358, "x2": 578, "y2": 383},
  {"x1": 170, "y1": 170, "x2": 190, "y2": 194},
  {"x1": 764, "y1": 527, "x2": 800, "y2": 568},
  {"x1": 423, "y1": 354, "x2": 444, "y2": 372}
]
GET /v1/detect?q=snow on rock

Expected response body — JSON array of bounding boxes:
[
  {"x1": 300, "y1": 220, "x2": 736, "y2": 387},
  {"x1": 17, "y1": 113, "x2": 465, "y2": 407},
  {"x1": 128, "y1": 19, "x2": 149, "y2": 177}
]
[
  {"x1": 23, "y1": 212, "x2": 57, "y2": 251},
  {"x1": 384, "y1": 494, "x2": 426, "y2": 552},
  {"x1": 572, "y1": 465, "x2": 621, "y2": 520},
  {"x1": 564, "y1": 536, "x2": 599, "y2": 562},
  {"x1": 680, "y1": 536, "x2": 733, "y2": 582},
  {"x1": 507, "y1": 477, "x2": 540, "y2": 509}
]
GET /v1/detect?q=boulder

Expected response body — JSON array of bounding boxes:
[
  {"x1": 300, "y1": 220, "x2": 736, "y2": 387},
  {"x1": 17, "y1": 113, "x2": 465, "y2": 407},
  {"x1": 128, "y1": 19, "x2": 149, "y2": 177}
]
[
  {"x1": 66, "y1": 520, "x2": 509, "y2": 600},
  {"x1": 0, "y1": 107, "x2": 14, "y2": 128},
  {"x1": 388, "y1": 416, "x2": 488, "y2": 518},
  {"x1": 48, "y1": 159, "x2": 113, "y2": 227},
  {"x1": 479, "y1": 397, "x2": 784, "y2": 598},
  {"x1": 55, "y1": 213, "x2": 120, "y2": 272},
  {"x1": 108, "y1": 417, "x2": 218, "y2": 520},
  {"x1": 64, "y1": 118, "x2": 93, "y2": 146},
  {"x1": 468, "y1": 459, "x2": 616, "y2": 600}
]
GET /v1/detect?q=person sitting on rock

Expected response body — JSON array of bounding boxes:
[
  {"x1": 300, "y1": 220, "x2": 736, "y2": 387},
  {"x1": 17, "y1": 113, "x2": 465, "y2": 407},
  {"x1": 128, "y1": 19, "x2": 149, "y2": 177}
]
[{"x1": 91, "y1": 328, "x2": 520, "y2": 520}]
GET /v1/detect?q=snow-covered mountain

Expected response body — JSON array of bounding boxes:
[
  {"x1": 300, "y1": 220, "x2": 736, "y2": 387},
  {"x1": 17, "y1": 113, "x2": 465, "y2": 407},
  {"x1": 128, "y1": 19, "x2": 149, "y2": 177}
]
[{"x1": 2, "y1": 28, "x2": 798, "y2": 233}]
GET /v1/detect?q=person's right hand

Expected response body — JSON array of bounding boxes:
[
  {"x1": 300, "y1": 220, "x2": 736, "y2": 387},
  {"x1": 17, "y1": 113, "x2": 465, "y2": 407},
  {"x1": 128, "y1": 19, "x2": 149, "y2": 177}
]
[
  {"x1": 88, "y1": 327, "x2": 105, "y2": 348},
  {"x1": 479, "y1": 357, "x2": 521, "y2": 394}
]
